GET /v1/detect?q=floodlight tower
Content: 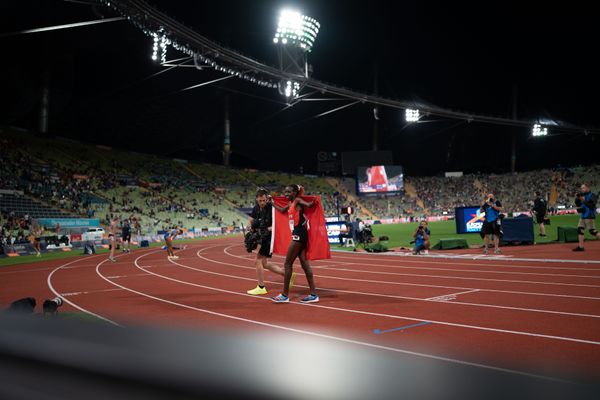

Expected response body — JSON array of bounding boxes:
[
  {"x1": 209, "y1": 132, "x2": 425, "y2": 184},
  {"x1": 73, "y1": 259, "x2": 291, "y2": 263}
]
[{"x1": 273, "y1": 9, "x2": 320, "y2": 99}]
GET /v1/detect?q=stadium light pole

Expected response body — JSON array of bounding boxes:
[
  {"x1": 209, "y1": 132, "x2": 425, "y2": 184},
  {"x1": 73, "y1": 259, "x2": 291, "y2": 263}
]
[{"x1": 273, "y1": 9, "x2": 320, "y2": 100}]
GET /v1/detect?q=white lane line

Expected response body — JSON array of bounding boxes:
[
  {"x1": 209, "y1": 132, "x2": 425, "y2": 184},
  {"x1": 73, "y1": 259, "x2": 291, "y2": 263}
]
[
  {"x1": 91, "y1": 249, "x2": 568, "y2": 382},
  {"x1": 313, "y1": 249, "x2": 600, "y2": 271},
  {"x1": 330, "y1": 249, "x2": 600, "y2": 265},
  {"x1": 61, "y1": 288, "x2": 125, "y2": 297},
  {"x1": 311, "y1": 256, "x2": 600, "y2": 280},
  {"x1": 214, "y1": 246, "x2": 600, "y2": 319},
  {"x1": 325, "y1": 254, "x2": 600, "y2": 273},
  {"x1": 0, "y1": 266, "x2": 55, "y2": 275},
  {"x1": 191, "y1": 249, "x2": 598, "y2": 343},
  {"x1": 105, "y1": 273, "x2": 151, "y2": 279},
  {"x1": 222, "y1": 246, "x2": 600, "y2": 301},
  {"x1": 234, "y1": 247, "x2": 595, "y2": 275},
  {"x1": 426, "y1": 289, "x2": 481, "y2": 302},
  {"x1": 46, "y1": 254, "x2": 122, "y2": 326},
  {"x1": 290, "y1": 264, "x2": 600, "y2": 288}
]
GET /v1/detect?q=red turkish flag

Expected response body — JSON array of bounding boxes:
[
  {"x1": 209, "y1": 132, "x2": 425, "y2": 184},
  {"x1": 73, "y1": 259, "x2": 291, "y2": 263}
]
[{"x1": 271, "y1": 195, "x2": 331, "y2": 260}]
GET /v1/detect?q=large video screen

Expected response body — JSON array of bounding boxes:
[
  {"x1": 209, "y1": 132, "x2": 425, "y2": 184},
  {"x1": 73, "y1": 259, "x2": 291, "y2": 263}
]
[
  {"x1": 455, "y1": 206, "x2": 485, "y2": 233},
  {"x1": 357, "y1": 165, "x2": 404, "y2": 194}
]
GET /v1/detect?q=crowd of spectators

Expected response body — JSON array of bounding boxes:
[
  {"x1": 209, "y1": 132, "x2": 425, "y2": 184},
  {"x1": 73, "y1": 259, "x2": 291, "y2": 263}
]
[
  {"x1": 2, "y1": 130, "x2": 599, "y2": 233},
  {"x1": 0, "y1": 211, "x2": 32, "y2": 251}
]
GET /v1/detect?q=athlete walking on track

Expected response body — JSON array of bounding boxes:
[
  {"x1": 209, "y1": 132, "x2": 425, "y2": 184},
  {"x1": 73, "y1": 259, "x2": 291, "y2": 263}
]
[{"x1": 271, "y1": 184, "x2": 319, "y2": 304}]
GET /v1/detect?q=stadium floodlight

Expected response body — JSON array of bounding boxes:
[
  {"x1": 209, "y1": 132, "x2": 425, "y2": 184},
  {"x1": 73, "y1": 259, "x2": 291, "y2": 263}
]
[
  {"x1": 281, "y1": 80, "x2": 301, "y2": 98},
  {"x1": 405, "y1": 109, "x2": 420, "y2": 122},
  {"x1": 151, "y1": 31, "x2": 169, "y2": 63},
  {"x1": 151, "y1": 34, "x2": 159, "y2": 61},
  {"x1": 532, "y1": 123, "x2": 548, "y2": 137},
  {"x1": 273, "y1": 9, "x2": 320, "y2": 52}
]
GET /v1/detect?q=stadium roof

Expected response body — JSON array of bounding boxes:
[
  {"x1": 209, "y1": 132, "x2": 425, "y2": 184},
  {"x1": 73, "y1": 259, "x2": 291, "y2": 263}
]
[{"x1": 1, "y1": 0, "x2": 598, "y2": 175}]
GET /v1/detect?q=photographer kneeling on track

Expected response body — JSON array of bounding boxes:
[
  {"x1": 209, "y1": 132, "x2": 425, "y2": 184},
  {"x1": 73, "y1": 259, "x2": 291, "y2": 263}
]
[
  {"x1": 573, "y1": 183, "x2": 600, "y2": 252},
  {"x1": 480, "y1": 193, "x2": 503, "y2": 255},
  {"x1": 412, "y1": 221, "x2": 430, "y2": 255},
  {"x1": 246, "y1": 188, "x2": 292, "y2": 295}
]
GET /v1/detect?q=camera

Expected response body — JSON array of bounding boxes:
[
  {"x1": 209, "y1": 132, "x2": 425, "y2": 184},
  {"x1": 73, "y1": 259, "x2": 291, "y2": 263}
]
[
  {"x1": 43, "y1": 296, "x2": 63, "y2": 316},
  {"x1": 577, "y1": 192, "x2": 585, "y2": 197},
  {"x1": 244, "y1": 231, "x2": 262, "y2": 253}
]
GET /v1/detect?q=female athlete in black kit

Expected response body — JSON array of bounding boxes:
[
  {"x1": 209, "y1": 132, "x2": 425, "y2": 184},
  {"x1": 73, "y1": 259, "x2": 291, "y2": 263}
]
[{"x1": 271, "y1": 184, "x2": 319, "y2": 303}]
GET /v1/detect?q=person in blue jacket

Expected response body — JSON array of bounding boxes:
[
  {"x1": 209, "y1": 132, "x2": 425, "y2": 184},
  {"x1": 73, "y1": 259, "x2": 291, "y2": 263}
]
[
  {"x1": 480, "y1": 193, "x2": 503, "y2": 255},
  {"x1": 573, "y1": 184, "x2": 600, "y2": 251}
]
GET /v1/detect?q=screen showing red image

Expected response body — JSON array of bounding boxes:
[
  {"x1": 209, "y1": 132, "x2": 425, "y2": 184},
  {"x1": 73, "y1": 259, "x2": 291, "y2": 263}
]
[{"x1": 357, "y1": 165, "x2": 403, "y2": 194}]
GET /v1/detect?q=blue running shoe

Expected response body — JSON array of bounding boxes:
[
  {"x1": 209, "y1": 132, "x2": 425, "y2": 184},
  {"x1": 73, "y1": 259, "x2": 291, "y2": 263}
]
[
  {"x1": 271, "y1": 294, "x2": 289, "y2": 303},
  {"x1": 300, "y1": 294, "x2": 319, "y2": 303}
]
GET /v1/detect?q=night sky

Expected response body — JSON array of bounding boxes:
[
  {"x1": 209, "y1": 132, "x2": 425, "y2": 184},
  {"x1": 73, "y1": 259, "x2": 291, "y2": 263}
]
[{"x1": 1, "y1": 0, "x2": 599, "y2": 176}]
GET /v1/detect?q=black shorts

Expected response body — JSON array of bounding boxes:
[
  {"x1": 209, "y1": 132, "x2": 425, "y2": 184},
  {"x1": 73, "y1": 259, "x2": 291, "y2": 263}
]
[
  {"x1": 257, "y1": 233, "x2": 272, "y2": 258},
  {"x1": 482, "y1": 221, "x2": 501, "y2": 235},
  {"x1": 122, "y1": 234, "x2": 131, "y2": 242},
  {"x1": 535, "y1": 213, "x2": 546, "y2": 224},
  {"x1": 292, "y1": 226, "x2": 308, "y2": 244}
]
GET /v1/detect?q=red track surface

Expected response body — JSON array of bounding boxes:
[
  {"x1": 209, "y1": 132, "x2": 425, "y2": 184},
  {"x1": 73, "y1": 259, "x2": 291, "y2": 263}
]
[{"x1": 2, "y1": 238, "x2": 600, "y2": 380}]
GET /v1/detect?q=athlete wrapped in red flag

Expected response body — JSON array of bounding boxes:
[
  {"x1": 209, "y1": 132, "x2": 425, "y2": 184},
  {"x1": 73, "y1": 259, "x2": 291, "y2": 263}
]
[
  {"x1": 270, "y1": 184, "x2": 330, "y2": 304},
  {"x1": 271, "y1": 197, "x2": 331, "y2": 261}
]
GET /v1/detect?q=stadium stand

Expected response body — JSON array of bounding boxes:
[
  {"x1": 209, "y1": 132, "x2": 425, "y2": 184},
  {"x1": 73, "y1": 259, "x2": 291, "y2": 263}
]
[{"x1": 1, "y1": 127, "x2": 598, "y2": 239}]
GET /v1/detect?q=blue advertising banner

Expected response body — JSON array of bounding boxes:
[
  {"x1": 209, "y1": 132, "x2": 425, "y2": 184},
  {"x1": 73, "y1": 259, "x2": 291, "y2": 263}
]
[
  {"x1": 37, "y1": 218, "x2": 100, "y2": 228},
  {"x1": 455, "y1": 206, "x2": 485, "y2": 234},
  {"x1": 326, "y1": 221, "x2": 347, "y2": 244}
]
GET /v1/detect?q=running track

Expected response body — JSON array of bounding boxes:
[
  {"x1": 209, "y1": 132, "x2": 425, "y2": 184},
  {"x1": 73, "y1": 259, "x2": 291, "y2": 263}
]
[{"x1": 1, "y1": 237, "x2": 599, "y2": 381}]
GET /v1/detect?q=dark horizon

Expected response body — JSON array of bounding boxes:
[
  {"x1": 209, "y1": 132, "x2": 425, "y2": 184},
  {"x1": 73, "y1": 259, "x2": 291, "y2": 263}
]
[{"x1": 1, "y1": 0, "x2": 599, "y2": 176}]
